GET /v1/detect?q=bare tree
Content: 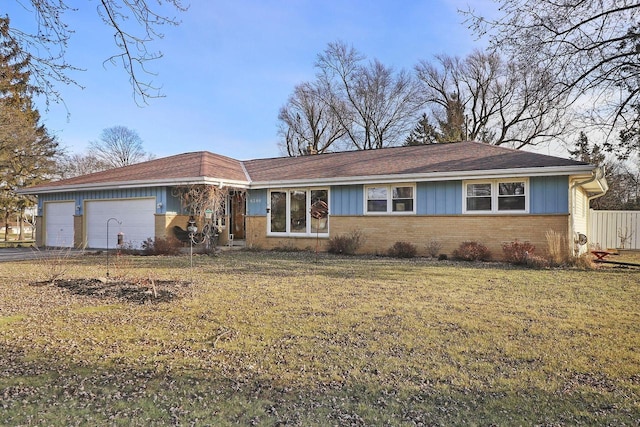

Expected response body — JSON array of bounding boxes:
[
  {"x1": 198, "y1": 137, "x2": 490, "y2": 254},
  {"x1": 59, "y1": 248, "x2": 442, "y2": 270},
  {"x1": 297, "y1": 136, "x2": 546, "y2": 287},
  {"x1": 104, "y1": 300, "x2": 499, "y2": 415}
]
[
  {"x1": 277, "y1": 82, "x2": 347, "y2": 156},
  {"x1": 171, "y1": 184, "x2": 229, "y2": 252},
  {"x1": 464, "y1": 1, "x2": 640, "y2": 156},
  {"x1": 415, "y1": 50, "x2": 570, "y2": 148},
  {"x1": 6, "y1": 0, "x2": 188, "y2": 104},
  {"x1": 88, "y1": 126, "x2": 153, "y2": 168},
  {"x1": 316, "y1": 41, "x2": 425, "y2": 150},
  {"x1": 56, "y1": 153, "x2": 110, "y2": 179}
]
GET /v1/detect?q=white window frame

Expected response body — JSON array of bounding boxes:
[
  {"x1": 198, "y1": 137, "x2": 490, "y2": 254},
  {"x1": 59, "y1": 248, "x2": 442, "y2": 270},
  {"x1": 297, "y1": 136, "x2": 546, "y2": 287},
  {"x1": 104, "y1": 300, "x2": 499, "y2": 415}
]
[
  {"x1": 463, "y1": 179, "x2": 529, "y2": 214},
  {"x1": 364, "y1": 184, "x2": 416, "y2": 215},
  {"x1": 267, "y1": 188, "x2": 329, "y2": 236}
]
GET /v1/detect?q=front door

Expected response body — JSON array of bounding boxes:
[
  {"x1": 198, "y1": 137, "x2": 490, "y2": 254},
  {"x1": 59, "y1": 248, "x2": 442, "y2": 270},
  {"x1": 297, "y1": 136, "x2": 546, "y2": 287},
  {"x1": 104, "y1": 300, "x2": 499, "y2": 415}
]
[{"x1": 229, "y1": 192, "x2": 246, "y2": 240}]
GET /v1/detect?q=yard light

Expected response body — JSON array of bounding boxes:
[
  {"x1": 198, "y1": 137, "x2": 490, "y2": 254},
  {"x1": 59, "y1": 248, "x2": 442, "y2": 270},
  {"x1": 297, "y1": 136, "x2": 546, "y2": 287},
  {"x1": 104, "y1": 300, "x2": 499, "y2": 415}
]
[
  {"x1": 106, "y1": 217, "x2": 122, "y2": 278},
  {"x1": 187, "y1": 217, "x2": 198, "y2": 271}
]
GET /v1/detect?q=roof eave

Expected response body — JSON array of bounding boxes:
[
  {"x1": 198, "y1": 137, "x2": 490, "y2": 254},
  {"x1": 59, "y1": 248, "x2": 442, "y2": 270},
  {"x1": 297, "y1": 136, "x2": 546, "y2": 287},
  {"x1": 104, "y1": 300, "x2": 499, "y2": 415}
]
[
  {"x1": 18, "y1": 177, "x2": 251, "y2": 195},
  {"x1": 248, "y1": 165, "x2": 597, "y2": 189}
]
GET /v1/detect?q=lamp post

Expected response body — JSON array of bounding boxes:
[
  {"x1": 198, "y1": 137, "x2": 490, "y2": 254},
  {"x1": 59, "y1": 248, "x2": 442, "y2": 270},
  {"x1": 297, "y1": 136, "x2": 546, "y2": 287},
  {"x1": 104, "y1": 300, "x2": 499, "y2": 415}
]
[
  {"x1": 187, "y1": 217, "x2": 198, "y2": 270},
  {"x1": 106, "y1": 217, "x2": 121, "y2": 278}
]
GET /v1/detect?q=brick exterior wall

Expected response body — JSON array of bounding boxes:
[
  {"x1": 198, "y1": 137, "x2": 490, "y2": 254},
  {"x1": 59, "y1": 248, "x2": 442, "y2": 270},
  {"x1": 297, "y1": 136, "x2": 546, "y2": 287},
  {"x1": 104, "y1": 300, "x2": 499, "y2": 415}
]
[
  {"x1": 73, "y1": 215, "x2": 83, "y2": 248},
  {"x1": 246, "y1": 214, "x2": 569, "y2": 260}
]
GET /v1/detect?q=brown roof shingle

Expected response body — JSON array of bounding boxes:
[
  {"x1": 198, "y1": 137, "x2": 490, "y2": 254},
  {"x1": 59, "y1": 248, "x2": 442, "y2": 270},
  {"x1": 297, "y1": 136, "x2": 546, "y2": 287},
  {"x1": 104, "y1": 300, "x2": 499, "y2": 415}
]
[
  {"x1": 31, "y1": 151, "x2": 248, "y2": 190},
  {"x1": 26, "y1": 142, "x2": 591, "y2": 192},
  {"x1": 243, "y1": 141, "x2": 589, "y2": 182}
]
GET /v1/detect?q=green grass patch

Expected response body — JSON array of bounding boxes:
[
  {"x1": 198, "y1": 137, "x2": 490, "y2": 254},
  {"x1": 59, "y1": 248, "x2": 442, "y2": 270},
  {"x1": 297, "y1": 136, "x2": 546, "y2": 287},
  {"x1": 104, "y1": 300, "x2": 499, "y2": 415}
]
[
  {"x1": 0, "y1": 315, "x2": 24, "y2": 326},
  {"x1": 0, "y1": 251, "x2": 638, "y2": 425}
]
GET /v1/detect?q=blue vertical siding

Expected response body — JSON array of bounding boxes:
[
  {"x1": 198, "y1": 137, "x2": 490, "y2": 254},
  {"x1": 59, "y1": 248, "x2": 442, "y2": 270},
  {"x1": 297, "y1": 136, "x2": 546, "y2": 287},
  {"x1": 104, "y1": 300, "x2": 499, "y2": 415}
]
[
  {"x1": 417, "y1": 181, "x2": 462, "y2": 214},
  {"x1": 530, "y1": 176, "x2": 568, "y2": 214},
  {"x1": 331, "y1": 185, "x2": 363, "y2": 215},
  {"x1": 37, "y1": 187, "x2": 167, "y2": 215},
  {"x1": 247, "y1": 189, "x2": 267, "y2": 216},
  {"x1": 35, "y1": 176, "x2": 570, "y2": 218}
]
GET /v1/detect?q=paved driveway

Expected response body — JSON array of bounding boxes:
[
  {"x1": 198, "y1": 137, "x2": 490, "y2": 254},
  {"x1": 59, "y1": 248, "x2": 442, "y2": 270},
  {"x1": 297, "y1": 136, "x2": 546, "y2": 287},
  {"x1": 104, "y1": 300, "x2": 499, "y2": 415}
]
[{"x1": 0, "y1": 247, "x2": 85, "y2": 262}]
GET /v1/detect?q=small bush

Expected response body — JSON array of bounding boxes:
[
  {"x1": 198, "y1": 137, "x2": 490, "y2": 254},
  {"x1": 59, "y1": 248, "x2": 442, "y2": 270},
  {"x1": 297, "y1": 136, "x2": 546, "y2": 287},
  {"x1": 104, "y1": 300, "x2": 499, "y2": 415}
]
[
  {"x1": 327, "y1": 229, "x2": 364, "y2": 255},
  {"x1": 569, "y1": 253, "x2": 596, "y2": 270},
  {"x1": 142, "y1": 236, "x2": 182, "y2": 256},
  {"x1": 452, "y1": 241, "x2": 491, "y2": 261},
  {"x1": 438, "y1": 253, "x2": 448, "y2": 261},
  {"x1": 502, "y1": 240, "x2": 536, "y2": 265},
  {"x1": 388, "y1": 241, "x2": 417, "y2": 258},
  {"x1": 425, "y1": 240, "x2": 442, "y2": 258},
  {"x1": 525, "y1": 254, "x2": 550, "y2": 269}
]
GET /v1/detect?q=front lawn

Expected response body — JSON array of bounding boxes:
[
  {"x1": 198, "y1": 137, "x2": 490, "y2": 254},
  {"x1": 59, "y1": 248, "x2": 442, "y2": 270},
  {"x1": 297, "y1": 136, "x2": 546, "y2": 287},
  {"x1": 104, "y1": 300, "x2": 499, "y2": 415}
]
[{"x1": 0, "y1": 251, "x2": 638, "y2": 425}]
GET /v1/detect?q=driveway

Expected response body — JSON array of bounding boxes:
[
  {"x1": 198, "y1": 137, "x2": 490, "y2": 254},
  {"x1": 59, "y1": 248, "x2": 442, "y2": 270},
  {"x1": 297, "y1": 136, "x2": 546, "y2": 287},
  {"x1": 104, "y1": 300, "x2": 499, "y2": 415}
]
[{"x1": 0, "y1": 247, "x2": 85, "y2": 262}]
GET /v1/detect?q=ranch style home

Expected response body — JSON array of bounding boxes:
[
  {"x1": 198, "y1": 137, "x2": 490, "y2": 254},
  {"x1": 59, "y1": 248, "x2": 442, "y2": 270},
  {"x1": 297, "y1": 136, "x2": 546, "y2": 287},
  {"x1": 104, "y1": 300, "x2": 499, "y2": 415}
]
[{"x1": 22, "y1": 141, "x2": 608, "y2": 259}]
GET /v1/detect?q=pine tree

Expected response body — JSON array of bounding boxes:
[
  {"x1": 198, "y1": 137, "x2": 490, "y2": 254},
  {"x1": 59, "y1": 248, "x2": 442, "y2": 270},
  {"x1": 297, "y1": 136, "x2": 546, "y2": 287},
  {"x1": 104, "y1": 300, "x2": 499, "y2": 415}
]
[
  {"x1": 404, "y1": 113, "x2": 438, "y2": 146},
  {"x1": 568, "y1": 131, "x2": 605, "y2": 165},
  {"x1": 0, "y1": 17, "x2": 60, "y2": 241}
]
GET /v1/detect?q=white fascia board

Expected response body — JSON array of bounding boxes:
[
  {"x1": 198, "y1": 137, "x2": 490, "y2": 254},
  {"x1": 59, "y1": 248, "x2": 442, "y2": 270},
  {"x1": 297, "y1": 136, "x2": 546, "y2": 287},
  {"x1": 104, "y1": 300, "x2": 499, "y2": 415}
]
[
  {"x1": 19, "y1": 177, "x2": 251, "y2": 195},
  {"x1": 248, "y1": 165, "x2": 596, "y2": 189}
]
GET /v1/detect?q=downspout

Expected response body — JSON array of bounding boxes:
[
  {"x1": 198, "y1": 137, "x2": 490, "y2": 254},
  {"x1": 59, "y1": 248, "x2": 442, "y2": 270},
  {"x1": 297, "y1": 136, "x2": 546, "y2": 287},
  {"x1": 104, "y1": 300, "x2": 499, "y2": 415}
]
[{"x1": 569, "y1": 166, "x2": 607, "y2": 256}]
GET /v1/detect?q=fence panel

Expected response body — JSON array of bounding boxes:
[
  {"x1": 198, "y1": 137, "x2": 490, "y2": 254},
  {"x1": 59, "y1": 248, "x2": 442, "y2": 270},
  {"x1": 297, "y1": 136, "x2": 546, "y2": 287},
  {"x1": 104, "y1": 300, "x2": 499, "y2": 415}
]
[{"x1": 589, "y1": 210, "x2": 640, "y2": 250}]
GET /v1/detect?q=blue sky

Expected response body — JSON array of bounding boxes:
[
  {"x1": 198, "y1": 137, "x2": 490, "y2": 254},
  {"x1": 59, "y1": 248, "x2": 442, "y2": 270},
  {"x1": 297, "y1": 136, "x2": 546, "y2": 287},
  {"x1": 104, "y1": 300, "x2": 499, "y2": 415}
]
[{"x1": 10, "y1": 1, "x2": 497, "y2": 160}]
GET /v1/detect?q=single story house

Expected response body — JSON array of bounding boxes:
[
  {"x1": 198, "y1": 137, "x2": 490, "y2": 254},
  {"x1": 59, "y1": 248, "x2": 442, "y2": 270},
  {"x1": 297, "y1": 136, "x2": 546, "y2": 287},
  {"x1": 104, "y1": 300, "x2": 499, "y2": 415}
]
[{"x1": 21, "y1": 141, "x2": 608, "y2": 258}]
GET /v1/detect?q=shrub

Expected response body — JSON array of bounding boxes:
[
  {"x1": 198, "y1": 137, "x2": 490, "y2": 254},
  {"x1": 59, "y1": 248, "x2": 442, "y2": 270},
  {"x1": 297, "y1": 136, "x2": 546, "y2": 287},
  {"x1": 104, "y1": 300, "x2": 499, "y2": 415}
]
[
  {"x1": 388, "y1": 241, "x2": 417, "y2": 258},
  {"x1": 545, "y1": 229, "x2": 567, "y2": 266},
  {"x1": 569, "y1": 253, "x2": 596, "y2": 270},
  {"x1": 502, "y1": 240, "x2": 536, "y2": 265},
  {"x1": 438, "y1": 253, "x2": 448, "y2": 261},
  {"x1": 425, "y1": 240, "x2": 442, "y2": 258},
  {"x1": 142, "y1": 236, "x2": 182, "y2": 256},
  {"x1": 525, "y1": 254, "x2": 550, "y2": 269},
  {"x1": 327, "y1": 229, "x2": 364, "y2": 255},
  {"x1": 452, "y1": 241, "x2": 491, "y2": 261}
]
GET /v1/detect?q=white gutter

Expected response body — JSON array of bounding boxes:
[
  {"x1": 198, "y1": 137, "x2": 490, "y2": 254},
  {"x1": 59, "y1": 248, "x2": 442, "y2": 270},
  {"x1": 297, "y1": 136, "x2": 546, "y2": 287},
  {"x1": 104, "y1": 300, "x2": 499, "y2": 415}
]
[
  {"x1": 19, "y1": 176, "x2": 251, "y2": 195},
  {"x1": 249, "y1": 164, "x2": 597, "y2": 189},
  {"x1": 569, "y1": 166, "x2": 608, "y2": 255}
]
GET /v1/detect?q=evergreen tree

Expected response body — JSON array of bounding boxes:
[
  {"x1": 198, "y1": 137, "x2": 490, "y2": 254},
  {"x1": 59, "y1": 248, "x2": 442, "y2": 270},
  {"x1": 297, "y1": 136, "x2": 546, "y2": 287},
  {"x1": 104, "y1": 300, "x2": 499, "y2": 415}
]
[
  {"x1": 404, "y1": 113, "x2": 438, "y2": 146},
  {"x1": 0, "y1": 17, "x2": 60, "y2": 240},
  {"x1": 568, "y1": 131, "x2": 605, "y2": 165}
]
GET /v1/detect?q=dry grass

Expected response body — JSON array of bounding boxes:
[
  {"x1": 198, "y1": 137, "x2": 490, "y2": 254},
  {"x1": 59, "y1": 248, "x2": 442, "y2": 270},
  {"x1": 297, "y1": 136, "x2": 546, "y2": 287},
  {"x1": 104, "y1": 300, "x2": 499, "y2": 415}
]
[{"x1": 0, "y1": 251, "x2": 639, "y2": 425}]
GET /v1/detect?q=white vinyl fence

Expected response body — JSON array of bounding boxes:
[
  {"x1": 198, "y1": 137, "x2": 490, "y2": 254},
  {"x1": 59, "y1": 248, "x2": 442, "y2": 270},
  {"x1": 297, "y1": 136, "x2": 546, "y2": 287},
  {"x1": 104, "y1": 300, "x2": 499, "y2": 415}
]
[{"x1": 589, "y1": 210, "x2": 640, "y2": 250}]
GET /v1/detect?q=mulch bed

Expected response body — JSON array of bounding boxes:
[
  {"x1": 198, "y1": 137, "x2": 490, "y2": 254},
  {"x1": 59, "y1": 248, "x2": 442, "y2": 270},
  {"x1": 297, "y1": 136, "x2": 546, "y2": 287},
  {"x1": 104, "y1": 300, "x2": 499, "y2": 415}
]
[{"x1": 30, "y1": 278, "x2": 190, "y2": 303}]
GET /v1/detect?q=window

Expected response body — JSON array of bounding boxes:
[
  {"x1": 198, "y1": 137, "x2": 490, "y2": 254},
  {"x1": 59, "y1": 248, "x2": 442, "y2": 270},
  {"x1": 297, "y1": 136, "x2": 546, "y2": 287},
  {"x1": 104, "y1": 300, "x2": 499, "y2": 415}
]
[
  {"x1": 268, "y1": 189, "x2": 329, "y2": 235},
  {"x1": 498, "y1": 182, "x2": 526, "y2": 211},
  {"x1": 464, "y1": 180, "x2": 528, "y2": 213},
  {"x1": 365, "y1": 185, "x2": 415, "y2": 214},
  {"x1": 466, "y1": 182, "x2": 492, "y2": 212}
]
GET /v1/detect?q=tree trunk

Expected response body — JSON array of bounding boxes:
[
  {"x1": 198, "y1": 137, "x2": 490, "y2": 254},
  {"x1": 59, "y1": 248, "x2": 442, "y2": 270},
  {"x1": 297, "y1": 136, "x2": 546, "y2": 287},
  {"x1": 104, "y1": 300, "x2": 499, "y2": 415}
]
[
  {"x1": 18, "y1": 209, "x2": 24, "y2": 241},
  {"x1": 4, "y1": 211, "x2": 9, "y2": 242}
]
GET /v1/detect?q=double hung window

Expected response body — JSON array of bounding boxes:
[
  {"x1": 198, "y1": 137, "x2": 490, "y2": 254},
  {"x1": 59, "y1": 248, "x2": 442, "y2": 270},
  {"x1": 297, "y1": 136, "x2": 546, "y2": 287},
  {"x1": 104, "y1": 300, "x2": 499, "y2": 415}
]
[
  {"x1": 365, "y1": 185, "x2": 415, "y2": 214},
  {"x1": 464, "y1": 180, "x2": 528, "y2": 213}
]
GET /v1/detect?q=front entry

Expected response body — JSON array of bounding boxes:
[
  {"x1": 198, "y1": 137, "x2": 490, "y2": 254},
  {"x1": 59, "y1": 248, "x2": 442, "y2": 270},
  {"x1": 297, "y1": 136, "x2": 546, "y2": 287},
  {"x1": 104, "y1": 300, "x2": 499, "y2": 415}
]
[{"x1": 228, "y1": 191, "x2": 246, "y2": 242}]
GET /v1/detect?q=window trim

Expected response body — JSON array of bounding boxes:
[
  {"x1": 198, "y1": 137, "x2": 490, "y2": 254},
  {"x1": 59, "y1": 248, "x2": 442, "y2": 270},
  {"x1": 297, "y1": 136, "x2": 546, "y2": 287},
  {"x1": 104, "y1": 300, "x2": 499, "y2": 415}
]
[
  {"x1": 267, "y1": 188, "x2": 330, "y2": 236},
  {"x1": 463, "y1": 179, "x2": 529, "y2": 214},
  {"x1": 364, "y1": 184, "x2": 416, "y2": 215}
]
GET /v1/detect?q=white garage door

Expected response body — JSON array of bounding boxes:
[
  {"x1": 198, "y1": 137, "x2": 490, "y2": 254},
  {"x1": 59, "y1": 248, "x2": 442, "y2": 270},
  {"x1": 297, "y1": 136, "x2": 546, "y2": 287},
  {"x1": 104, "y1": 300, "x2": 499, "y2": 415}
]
[
  {"x1": 45, "y1": 201, "x2": 75, "y2": 247},
  {"x1": 85, "y1": 198, "x2": 156, "y2": 249}
]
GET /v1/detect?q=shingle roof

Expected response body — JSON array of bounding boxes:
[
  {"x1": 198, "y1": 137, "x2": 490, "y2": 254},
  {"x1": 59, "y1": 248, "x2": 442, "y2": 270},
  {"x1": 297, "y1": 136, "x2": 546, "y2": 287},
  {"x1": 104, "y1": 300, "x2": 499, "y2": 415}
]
[
  {"x1": 243, "y1": 141, "x2": 589, "y2": 182},
  {"x1": 30, "y1": 151, "x2": 248, "y2": 190},
  {"x1": 25, "y1": 141, "x2": 592, "y2": 193}
]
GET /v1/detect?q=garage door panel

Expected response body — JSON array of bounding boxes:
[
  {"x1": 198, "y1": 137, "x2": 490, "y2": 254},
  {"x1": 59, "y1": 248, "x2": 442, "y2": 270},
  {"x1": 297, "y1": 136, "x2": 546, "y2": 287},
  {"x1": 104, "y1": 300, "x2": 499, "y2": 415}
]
[
  {"x1": 86, "y1": 199, "x2": 155, "y2": 249},
  {"x1": 45, "y1": 201, "x2": 75, "y2": 248}
]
